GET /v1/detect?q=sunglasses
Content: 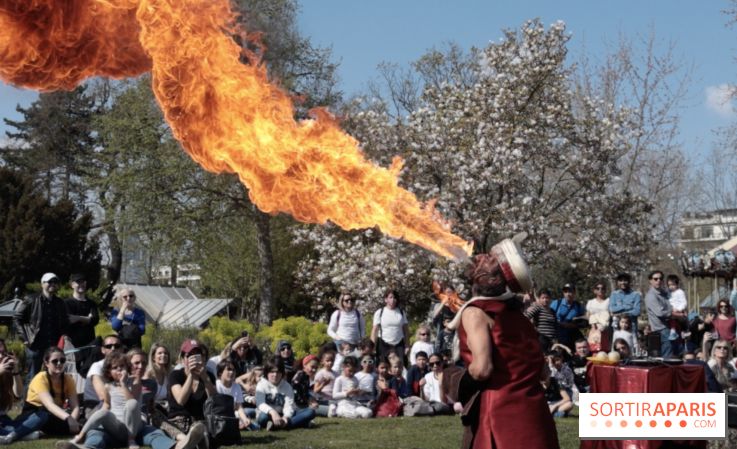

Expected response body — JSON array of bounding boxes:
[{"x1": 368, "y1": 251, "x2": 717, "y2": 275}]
[
  {"x1": 651, "y1": 277, "x2": 662, "y2": 281},
  {"x1": 123, "y1": 295, "x2": 136, "y2": 299},
  {"x1": 719, "y1": 305, "x2": 729, "y2": 308},
  {"x1": 429, "y1": 361, "x2": 442, "y2": 367},
  {"x1": 280, "y1": 346, "x2": 291, "y2": 351},
  {"x1": 343, "y1": 298, "x2": 354, "y2": 303},
  {"x1": 419, "y1": 333, "x2": 428, "y2": 336},
  {"x1": 49, "y1": 358, "x2": 66, "y2": 365},
  {"x1": 362, "y1": 359, "x2": 374, "y2": 365},
  {"x1": 104, "y1": 343, "x2": 122, "y2": 349},
  {"x1": 715, "y1": 346, "x2": 729, "y2": 350}
]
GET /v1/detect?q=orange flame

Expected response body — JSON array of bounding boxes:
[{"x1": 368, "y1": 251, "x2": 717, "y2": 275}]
[
  {"x1": 0, "y1": 0, "x2": 472, "y2": 260},
  {"x1": 431, "y1": 280, "x2": 465, "y2": 313}
]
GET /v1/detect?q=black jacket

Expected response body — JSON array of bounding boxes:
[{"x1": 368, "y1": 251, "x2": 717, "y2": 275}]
[{"x1": 13, "y1": 294, "x2": 70, "y2": 350}]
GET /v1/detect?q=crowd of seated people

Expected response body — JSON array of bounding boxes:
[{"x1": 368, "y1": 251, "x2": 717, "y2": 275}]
[{"x1": 3, "y1": 271, "x2": 736, "y2": 448}]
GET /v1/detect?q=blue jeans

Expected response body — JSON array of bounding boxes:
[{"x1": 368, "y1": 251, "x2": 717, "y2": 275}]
[
  {"x1": 0, "y1": 410, "x2": 48, "y2": 438},
  {"x1": 84, "y1": 425, "x2": 174, "y2": 449},
  {"x1": 24, "y1": 347, "x2": 45, "y2": 390},
  {"x1": 659, "y1": 328, "x2": 673, "y2": 358},
  {"x1": 256, "y1": 407, "x2": 315, "y2": 430}
]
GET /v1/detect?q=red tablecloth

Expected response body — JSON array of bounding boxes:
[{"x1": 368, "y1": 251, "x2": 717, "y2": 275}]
[{"x1": 580, "y1": 363, "x2": 707, "y2": 449}]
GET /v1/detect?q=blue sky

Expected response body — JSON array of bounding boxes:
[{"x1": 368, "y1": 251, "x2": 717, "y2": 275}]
[{"x1": 2, "y1": 0, "x2": 736, "y2": 161}]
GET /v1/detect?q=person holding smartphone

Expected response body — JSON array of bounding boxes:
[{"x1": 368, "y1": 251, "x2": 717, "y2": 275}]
[{"x1": 163, "y1": 339, "x2": 213, "y2": 447}]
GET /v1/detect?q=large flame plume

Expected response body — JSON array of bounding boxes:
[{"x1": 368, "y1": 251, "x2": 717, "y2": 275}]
[{"x1": 0, "y1": 0, "x2": 472, "y2": 259}]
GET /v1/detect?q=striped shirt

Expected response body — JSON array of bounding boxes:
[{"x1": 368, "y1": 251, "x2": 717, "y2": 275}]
[{"x1": 524, "y1": 303, "x2": 557, "y2": 339}]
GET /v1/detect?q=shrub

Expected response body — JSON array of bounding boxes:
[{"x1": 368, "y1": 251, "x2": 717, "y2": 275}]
[
  {"x1": 256, "y1": 316, "x2": 330, "y2": 359},
  {"x1": 198, "y1": 316, "x2": 256, "y2": 355}
]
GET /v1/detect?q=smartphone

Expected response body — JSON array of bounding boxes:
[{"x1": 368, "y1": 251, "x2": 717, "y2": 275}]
[{"x1": 192, "y1": 354, "x2": 203, "y2": 364}]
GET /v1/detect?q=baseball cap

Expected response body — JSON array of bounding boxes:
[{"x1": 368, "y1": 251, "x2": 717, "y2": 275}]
[
  {"x1": 69, "y1": 273, "x2": 86, "y2": 283},
  {"x1": 180, "y1": 339, "x2": 202, "y2": 355},
  {"x1": 41, "y1": 273, "x2": 60, "y2": 283},
  {"x1": 562, "y1": 283, "x2": 575, "y2": 292}
]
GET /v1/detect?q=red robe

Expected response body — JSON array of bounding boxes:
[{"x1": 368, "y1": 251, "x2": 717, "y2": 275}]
[{"x1": 457, "y1": 298, "x2": 559, "y2": 449}]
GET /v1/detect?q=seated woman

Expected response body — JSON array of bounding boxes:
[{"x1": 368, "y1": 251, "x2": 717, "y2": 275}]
[
  {"x1": 143, "y1": 343, "x2": 171, "y2": 404},
  {"x1": 0, "y1": 342, "x2": 41, "y2": 443},
  {"x1": 24, "y1": 347, "x2": 80, "y2": 436},
  {"x1": 420, "y1": 353, "x2": 452, "y2": 415},
  {"x1": 72, "y1": 351, "x2": 141, "y2": 449},
  {"x1": 162, "y1": 340, "x2": 212, "y2": 447},
  {"x1": 110, "y1": 289, "x2": 146, "y2": 349},
  {"x1": 255, "y1": 357, "x2": 316, "y2": 430},
  {"x1": 215, "y1": 359, "x2": 258, "y2": 431}
]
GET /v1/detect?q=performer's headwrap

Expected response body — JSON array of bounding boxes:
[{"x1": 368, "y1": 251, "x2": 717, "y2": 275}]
[{"x1": 448, "y1": 233, "x2": 532, "y2": 331}]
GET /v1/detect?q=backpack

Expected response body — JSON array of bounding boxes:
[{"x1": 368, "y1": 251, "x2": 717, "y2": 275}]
[
  {"x1": 402, "y1": 396, "x2": 434, "y2": 417},
  {"x1": 204, "y1": 394, "x2": 241, "y2": 448},
  {"x1": 374, "y1": 389, "x2": 403, "y2": 417}
]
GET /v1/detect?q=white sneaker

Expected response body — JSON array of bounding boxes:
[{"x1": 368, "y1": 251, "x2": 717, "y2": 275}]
[
  {"x1": 176, "y1": 422, "x2": 206, "y2": 449},
  {"x1": 327, "y1": 403, "x2": 337, "y2": 417}
]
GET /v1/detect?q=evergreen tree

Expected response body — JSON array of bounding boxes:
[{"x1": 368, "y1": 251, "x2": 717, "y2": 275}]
[{"x1": 0, "y1": 167, "x2": 101, "y2": 297}]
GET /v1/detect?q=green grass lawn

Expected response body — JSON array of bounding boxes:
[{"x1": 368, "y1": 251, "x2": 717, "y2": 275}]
[{"x1": 8, "y1": 414, "x2": 580, "y2": 449}]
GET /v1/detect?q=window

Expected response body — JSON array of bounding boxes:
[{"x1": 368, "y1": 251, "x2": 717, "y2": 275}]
[{"x1": 701, "y1": 226, "x2": 713, "y2": 238}]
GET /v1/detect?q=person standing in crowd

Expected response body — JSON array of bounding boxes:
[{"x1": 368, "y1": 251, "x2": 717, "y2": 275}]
[
  {"x1": 551, "y1": 284, "x2": 585, "y2": 350},
  {"x1": 327, "y1": 292, "x2": 365, "y2": 347},
  {"x1": 371, "y1": 290, "x2": 410, "y2": 363},
  {"x1": 64, "y1": 273, "x2": 99, "y2": 376},
  {"x1": 110, "y1": 289, "x2": 146, "y2": 349},
  {"x1": 609, "y1": 273, "x2": 641, "y2": 331},
  {"x1": 13, "y1": 273, "x2": 70, "y2": 382},
  {"x1": 523, "y1": 289, "x2": 558, "y2": 353},
  {"x1": 585, "y1": 281, "x2": 611, "y2": 352},
  {"x1": 711, "y1": 299, "x2": 736, "y2": 347},
  {"x1": 444, "y1": 248, "x2": 559, "y2": 449},
  {"x1": 645, "y1": 271, "x2": 675, "y2": 357},
  {"x1": 409, "y1": 325, "x2": 434, "y2": 366},
  {"x1": 612, "y1": 315, "x2": 639, "y2": 356}
]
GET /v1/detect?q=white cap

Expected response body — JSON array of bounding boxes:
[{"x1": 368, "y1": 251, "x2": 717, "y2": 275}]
[{"x1": 41, "y1": 272, "x2": 59, "y2": 283}]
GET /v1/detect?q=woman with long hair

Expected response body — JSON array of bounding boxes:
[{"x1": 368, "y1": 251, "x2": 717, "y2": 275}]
[
  {"x1": 707, "y1": 339, "x2": 737, "y2": 392},
  {"x1": 143, "y1": 343, "x2": 171, "y2": 403},
  {"x1": 25, "y1": 347, "x2": 81, "y2": 436},
  {"x1": 0, "y1": 339, "x2": 41, "y2": 443}
]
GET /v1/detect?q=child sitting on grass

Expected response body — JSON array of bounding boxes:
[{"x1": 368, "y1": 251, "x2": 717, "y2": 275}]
[{"x1": 332, "y1": 356, "x2": 373, "y2": 419}]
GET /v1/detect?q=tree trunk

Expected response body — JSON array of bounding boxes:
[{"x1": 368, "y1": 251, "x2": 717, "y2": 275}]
[
  {"x1": 170, "y1": 260, "x2": 178, "y2": 286},
  {"x1": 107, "y1": 225, "x2": 122, "y2": 283},
  {"x1": 255, "y1": 209, "x2": 274, "y2": 325}
]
